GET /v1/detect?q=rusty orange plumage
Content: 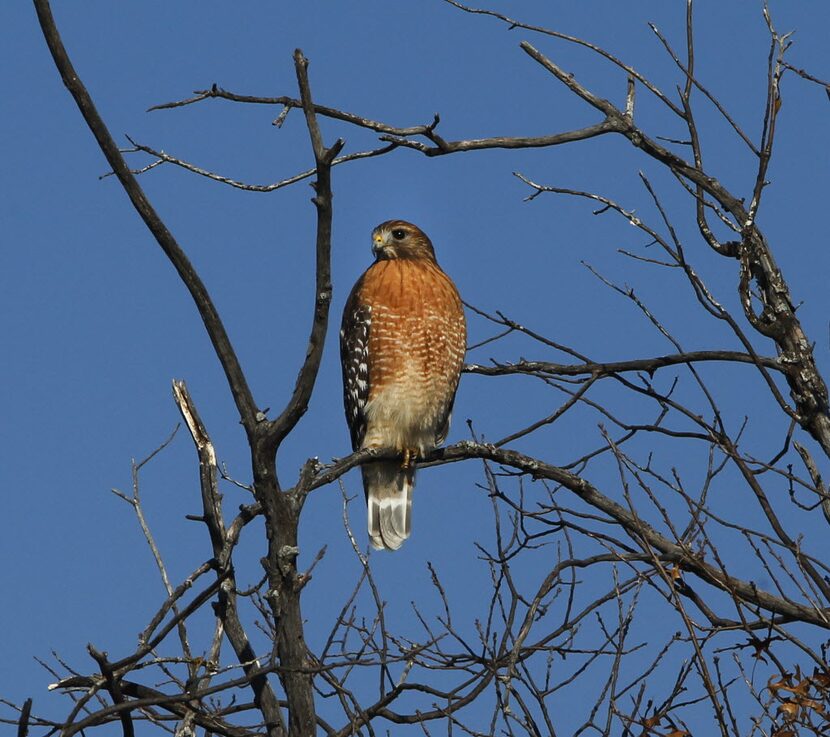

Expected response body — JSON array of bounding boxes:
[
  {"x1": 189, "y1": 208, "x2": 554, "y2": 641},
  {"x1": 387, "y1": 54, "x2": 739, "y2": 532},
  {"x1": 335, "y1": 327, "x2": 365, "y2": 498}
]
[{"x1": 340, "y1": 220, "x2": 466, "y2": 550}]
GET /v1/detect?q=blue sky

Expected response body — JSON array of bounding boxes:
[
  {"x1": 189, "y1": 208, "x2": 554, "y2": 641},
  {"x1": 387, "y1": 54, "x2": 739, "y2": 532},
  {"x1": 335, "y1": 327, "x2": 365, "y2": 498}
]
[{"x1": 3, "y1": 1, "x2": 830, "y2": 733}]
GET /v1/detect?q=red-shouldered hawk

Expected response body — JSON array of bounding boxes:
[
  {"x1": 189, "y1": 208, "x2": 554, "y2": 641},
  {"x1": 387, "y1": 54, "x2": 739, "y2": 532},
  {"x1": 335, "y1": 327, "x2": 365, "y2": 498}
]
[{"x1": 340, "y1": 220, "x2": 466, "y2": 551}]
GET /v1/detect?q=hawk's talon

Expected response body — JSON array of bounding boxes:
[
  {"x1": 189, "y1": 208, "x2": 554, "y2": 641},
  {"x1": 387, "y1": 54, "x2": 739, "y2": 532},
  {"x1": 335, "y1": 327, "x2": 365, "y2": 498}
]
[{"x1": 401, "y1": 448, "x2": 418, "y2": 470}]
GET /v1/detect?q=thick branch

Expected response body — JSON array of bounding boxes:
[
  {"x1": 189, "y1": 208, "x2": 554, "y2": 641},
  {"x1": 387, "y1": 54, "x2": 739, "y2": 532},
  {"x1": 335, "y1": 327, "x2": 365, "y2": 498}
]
[
  {"x1": 16, "y1": 698, "x2": 32, "y2": 737},
  {"x1": 249, "y1": 49, "x2": 344, "y2": 737},
  {"x1": 87, "y1": 646, "x2": 134, "y2": 737}
]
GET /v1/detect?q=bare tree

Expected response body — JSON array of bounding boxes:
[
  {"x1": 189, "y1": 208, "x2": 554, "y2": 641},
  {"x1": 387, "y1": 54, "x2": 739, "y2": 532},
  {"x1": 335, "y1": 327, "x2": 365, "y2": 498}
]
[{"x1": 6, "y1": 1, "x2": 830, "y2": 736}]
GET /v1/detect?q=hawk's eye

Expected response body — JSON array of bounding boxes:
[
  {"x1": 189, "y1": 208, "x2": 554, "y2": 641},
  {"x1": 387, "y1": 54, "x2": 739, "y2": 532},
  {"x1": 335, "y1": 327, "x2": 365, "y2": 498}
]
[{"x1": 391, "y1": 228, "x2": 407, "y2": 240}]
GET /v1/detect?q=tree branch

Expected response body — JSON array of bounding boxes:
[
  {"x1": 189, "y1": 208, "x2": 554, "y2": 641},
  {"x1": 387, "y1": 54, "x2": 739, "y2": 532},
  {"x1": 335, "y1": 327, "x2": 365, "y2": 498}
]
[
  {"x1": 308, "y1": 442, "x2": 830, "y2": 628},
  {"x1": 173, "y1": 380, "x2": 286, "y2": 736},
  {"x1": 265, "y1": 50, "x2": 344, "y2": 449},
  {"x1": 464, "y1": 350, "x2": 785, "y2": 379}
]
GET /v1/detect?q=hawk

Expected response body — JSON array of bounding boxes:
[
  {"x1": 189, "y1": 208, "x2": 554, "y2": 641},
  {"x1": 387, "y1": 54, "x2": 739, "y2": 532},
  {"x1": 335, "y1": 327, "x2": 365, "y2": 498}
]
[{"x1": 340, "y1": 220, "x2": 466, "y2": 550}]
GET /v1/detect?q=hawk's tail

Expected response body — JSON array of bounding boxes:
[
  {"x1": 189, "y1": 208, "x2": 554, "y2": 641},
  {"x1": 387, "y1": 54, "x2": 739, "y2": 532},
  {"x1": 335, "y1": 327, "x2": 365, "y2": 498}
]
[{"x1": 363, "y1": 461, "x2": 414, "y2": 551}]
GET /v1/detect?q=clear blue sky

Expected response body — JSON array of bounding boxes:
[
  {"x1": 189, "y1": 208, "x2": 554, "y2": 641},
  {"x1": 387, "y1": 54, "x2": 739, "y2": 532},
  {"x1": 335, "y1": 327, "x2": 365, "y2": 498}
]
[{"x1": 2, "y1": 1, "x2": 829, "y2": 733}]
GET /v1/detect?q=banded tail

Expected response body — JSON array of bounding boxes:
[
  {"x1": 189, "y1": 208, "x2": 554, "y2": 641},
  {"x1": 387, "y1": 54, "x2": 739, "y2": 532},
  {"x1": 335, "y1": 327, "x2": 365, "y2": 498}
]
[{"x1": 363, "y1": 461, "x2": 414, "y2": 551}]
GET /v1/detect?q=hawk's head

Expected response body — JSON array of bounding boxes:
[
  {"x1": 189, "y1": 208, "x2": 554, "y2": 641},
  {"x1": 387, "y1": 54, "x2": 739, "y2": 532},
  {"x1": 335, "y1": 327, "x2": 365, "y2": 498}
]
[{"x1": 371, "y1": 220, "x2": 436, "y2": 261}]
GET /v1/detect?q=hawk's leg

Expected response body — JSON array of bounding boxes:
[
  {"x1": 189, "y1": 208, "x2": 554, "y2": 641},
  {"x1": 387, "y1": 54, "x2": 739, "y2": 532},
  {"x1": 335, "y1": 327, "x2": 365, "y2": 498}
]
[{"x1": 401, "y1": 448, "x2": 419, "y2": 470}]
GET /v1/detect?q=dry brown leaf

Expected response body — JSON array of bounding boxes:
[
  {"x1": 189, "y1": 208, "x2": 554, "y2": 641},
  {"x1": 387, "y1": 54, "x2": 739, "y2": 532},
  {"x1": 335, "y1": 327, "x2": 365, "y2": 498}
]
[
  {"x1": 777, "y1": 700, "x2": 799, "y2": 720},
  {"x1": 769, "y1": 673, "x2": 791, "y2": 692},
  {"x1": 643, "y1": 714, "x2": 662, "y2": 729},
  {"x1": 812, "y1": 668, "x2": 830, "y2": 688},
  {"x1": 795, "y1": 697, "x2": 825, "y2": 714}
]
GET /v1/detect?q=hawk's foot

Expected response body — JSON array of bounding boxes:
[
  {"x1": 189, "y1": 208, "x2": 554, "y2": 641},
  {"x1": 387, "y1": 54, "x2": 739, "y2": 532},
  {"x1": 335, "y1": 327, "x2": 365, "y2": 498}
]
[{"x1": 401, "y1": 448, "x2": 419, "y2": 470}]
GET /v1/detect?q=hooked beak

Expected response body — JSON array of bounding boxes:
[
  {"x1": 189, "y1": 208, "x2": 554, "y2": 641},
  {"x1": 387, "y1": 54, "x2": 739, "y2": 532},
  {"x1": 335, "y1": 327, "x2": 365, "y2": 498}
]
[{"x1": 372, "y1": 232, "x2": 386, "y2": 257}]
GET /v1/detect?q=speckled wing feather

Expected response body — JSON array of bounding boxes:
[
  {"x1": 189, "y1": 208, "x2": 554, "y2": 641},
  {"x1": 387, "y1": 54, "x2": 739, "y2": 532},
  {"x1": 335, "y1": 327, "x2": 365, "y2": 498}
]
[
  {"x1": 340, "y1": 284, "x2": 371, "y2": 451},
  {"x1": 434, "y1": 387, "x2": 458, "y2": 447}
]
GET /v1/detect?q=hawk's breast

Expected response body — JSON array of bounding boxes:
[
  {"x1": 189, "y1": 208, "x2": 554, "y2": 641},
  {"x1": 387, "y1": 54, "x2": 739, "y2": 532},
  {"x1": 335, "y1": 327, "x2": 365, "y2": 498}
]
[{"x1": 357, "y1": 258, "x2": 465, "y2": 452}]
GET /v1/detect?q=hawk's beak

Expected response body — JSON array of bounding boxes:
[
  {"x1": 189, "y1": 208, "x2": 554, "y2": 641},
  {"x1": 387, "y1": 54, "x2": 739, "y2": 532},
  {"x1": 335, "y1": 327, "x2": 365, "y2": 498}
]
[{"x1": 372, "y1": 233, "x2": 385, "y2": 257}]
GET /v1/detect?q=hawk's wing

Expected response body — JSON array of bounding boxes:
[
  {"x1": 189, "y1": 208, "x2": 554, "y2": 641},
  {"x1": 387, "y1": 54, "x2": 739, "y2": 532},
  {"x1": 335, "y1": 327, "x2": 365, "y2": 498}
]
[
  {"x1": 432, "y1": 313, "x2": 465, "y2": 447},
  {"x1": 340, "y1": 282, "x2": 371, "y2": 451},
  {"x1": 434, "y1": 393, "x2": 456, "y2": 447}
]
